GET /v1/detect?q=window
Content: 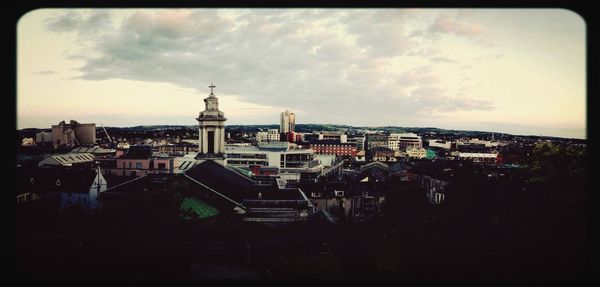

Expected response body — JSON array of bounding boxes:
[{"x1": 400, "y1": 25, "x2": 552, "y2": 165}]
[
  {"x1": 158, "y1": 163, "x2": 166, "y2": 170},
  {"x1": 136, "y1": 162, "x2": 143, "y2": 169},
  {"x1": 122, "y1": 162, "x2": 126, "y2": 168},
  {"x1": 128, "y1": 162, "x2": 132, "y2": 169},
  {"x1": 207, "y1": 131, "x2": 215, "y2": 153}
]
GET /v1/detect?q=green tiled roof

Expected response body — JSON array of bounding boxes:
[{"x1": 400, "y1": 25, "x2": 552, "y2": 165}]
[{"x1": 180, "y1": 197, "x2": 219, "y2": 219}]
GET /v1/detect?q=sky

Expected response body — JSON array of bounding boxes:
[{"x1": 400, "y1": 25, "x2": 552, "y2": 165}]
[{"x1": 17, "y1": 8, "x2": 586, "y2": 139}]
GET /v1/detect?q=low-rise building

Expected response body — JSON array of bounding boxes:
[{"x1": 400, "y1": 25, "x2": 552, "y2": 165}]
[
  {"x1": 458, "y1": 152, "x2": 499, "y2": 163},
  {"x1": 108, "y1": 145, "x2": 175, "y2": 177},
  {"x1": 372, "y1": 147, "x2": 395, "y2": 162},
  {"x1": 428, "y1": 139, "x2": 452, "y2": 149},
  {"x1": 309, "y1": 140, "x2": 357, "y2": 157},
  {"x1": 406, "y1": 147, "x2": 427, "y2": 159}
]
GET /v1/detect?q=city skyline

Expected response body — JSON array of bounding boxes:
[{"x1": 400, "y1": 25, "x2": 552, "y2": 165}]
[{"x1": 18, "y1": 8, "x2": 586, "y2": 139}]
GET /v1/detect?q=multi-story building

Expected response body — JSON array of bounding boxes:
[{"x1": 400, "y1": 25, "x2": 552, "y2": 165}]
[
  {"x1": 428, "y1": 139, "x2": 452, "y2": 149},
  {"x1": 406, "y1": 147, "x2": 427, "y2": 159},
  {"x1": 347, "y1": 135, "x2": 366, "y2": 151},
  {"x1": 387, "y1": 133, "x2": 402, "y2": 150},
  {"x1": 285, "y1": 132, "x2": 303, "y2": 143},
  {"x1": 51, "y1": 120, "x2": 96, "y2": 148},
  {"x1": 372, "y1": 147, "x2": 395, "y2": 162},
  {"x1": 280, "y1": 110, "x2": 295, "y2": 133},
  {"x1": 157, "y1": 142, "x2": 199, "y2": 155},
  {"x1": 397, "y1": 133, "x2": 422, "y2": 150},
  {"x1": 225, "y1": 142, "x2": 323, "y2": 183},
  {"x1": 320, "y1": 131, "x2": 347, "y2": 143},
  {"x1": 366, "y1": 134, "x2": 388, "y2": 151},
  {"x1": 108, "y1": 145, "x2": 175, "y2": 177},
  {"x1": 308, "y1": 140, "x2": 357, "y2": 157},
  {"x1": 267, "y1": 129, "x2": 280, "y2": 141}
]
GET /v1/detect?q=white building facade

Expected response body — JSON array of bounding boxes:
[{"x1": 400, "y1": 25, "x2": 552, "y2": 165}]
[{"x1": 280, "y1": 110, "x2": 295, "y2": 133}]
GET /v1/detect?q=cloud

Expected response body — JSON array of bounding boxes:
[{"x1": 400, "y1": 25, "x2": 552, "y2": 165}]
[
  {"x1": 33, "y1": 70, "x2": 58, "y2": 75},
  {"x1": 41, "y1": 9, "x2": 497, "y2": 124},
  {"x1": 430, "y1": 15, "x2": 484, "y2": 38},
  {"x1": 45, "y1": 10, "x2": 113, "y2": 38},
  {"x1": 430, "y1": 56, "x2": 457, "y2": 63}
]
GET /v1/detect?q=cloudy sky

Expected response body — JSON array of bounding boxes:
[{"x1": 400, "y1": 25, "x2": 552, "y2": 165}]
[{"x1": 18, "y1": 8, "x2": 585, "y2": 138}]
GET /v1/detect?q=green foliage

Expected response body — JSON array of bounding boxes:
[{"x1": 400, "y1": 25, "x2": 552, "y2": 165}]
[{"x1": 525, "y1": 141, "x2": 586, "y2": 200}]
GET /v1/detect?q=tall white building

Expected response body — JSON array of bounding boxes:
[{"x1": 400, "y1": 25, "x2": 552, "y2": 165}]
[
  {"x1": 195, "y1": 84, "x2": 227, "y2": 165},
  {"x1": 280, "y1": 110, "x2": 295, "y2": 133}
]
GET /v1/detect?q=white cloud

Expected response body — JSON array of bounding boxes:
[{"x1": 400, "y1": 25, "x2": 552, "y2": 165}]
[{"x1": 17, "y1": 9, "x2": 586, "y2": 138}]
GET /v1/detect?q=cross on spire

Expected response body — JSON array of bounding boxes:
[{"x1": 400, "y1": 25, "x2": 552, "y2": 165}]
[{"x1": 209, "y1": 83, "x2": 216, "y2": 95}]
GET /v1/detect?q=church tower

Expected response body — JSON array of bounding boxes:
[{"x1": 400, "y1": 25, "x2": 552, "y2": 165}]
[{"x1": 195, "y1": 84, "x2": 227, "y2": 165}]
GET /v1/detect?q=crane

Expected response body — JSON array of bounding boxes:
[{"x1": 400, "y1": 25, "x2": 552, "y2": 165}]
[{"x1": 101, "y1": 124, "x2": 115, "y2": 147}]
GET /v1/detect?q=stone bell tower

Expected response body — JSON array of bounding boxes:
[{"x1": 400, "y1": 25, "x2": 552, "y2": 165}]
[{"x1": 195, "y1": 84, "x2": 227, "y2": 165}]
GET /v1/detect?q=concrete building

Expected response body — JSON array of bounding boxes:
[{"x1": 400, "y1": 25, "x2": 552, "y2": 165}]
[
  {"x1": 267, "y1": 129, "x2": 280, "y2": 142},
  {"x1": 51, "y1": 120, "x2": 96, "y2": 147},
  {"x1": 396, "y1": 133, "x2": 422, "y2": 150},
  {"x1": 366, "y1": 134, "x2": 388, "y2": 151},
  {"x1": 347, "y1": 135, "x2": 366, "y2": 151},
  {"x1": 320, "y1": 131, "x2": 347, "y2": 143},
  {"x1": 225, "y1": 142, "x2": 323, "y2": 183},
  {"x1": 428, "y1": 139, "x2": 452, "y2": 149},
  {"x1": 280, "y1": 110, "x2": 295, "y2": 133},
  {"x1": 387, "y1": 133, "x2": 402, "y2": 150},
  {"x1": 195, "y1": 84, "x2": 227, "y2": 165},
  {"x1": 35, "y1": 131, "x2": 52, "y2": 144}
]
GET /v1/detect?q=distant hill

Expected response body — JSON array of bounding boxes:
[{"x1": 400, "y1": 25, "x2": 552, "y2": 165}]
[{"x1": 16, "y1": 124, "x2": 585, "y2": 142}]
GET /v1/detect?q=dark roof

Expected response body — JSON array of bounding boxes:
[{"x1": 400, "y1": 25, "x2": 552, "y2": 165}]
[
  {"x1": 388, "y1": 162, "x2": 414, "y2": 174},
  {"x1": 409, "y1": 162, "x2": 453, "y2": 182},
  {"x1": 184, "y1": 160, "x2": 257, "y2": 202},
  {"x1": 21, "y1": 167, "x2": 97, "y2": 194},
  {"x1": 120, "y1": 145, "x2": 153, "y2": 159},
  {"x1": 308, "y1": 139, "x2": 352, "y2": 146}
]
